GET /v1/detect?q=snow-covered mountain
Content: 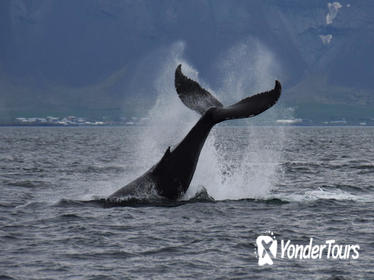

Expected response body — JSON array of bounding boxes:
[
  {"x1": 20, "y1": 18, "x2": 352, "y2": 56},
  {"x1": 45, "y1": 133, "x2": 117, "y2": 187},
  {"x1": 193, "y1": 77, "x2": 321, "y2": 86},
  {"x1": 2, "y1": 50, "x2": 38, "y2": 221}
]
[{"x1": 0, "y1": 0, "x2": 373, "y2": 122}]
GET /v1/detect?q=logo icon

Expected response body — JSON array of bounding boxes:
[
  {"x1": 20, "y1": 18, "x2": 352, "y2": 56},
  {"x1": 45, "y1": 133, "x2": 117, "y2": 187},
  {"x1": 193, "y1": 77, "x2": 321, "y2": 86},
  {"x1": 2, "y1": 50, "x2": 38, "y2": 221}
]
[
  {"x1": 256, "y1": 234, "x2": 277, "y2": 266},
  {"x1": 255, "y1": 233, "x2": 360, "y2": 266}
]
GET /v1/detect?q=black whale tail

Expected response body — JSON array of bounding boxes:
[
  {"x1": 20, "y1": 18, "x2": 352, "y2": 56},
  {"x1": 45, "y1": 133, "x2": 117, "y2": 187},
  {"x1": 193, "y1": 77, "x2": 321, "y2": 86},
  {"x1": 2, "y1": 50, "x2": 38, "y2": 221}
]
[{"x1": 175, "y1": 64, "x2": 281, "y2": 123}]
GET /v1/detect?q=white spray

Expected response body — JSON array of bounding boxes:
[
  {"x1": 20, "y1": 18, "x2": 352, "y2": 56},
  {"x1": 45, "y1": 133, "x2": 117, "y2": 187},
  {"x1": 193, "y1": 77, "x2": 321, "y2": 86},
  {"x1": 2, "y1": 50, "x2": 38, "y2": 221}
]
[
  {"x1": 134, "y1": 39, "x2": 287, "y2": 200},
  {"x1": 189, "y1": 39, "x2": 286, "y2": 200}
]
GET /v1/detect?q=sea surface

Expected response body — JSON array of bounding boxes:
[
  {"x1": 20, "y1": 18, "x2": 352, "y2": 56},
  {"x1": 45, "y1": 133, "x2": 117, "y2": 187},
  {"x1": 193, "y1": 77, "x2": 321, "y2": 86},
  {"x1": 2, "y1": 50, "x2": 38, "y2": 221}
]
[{"x1": 0, "y1": 126, "x2": 373, "y2": 279}]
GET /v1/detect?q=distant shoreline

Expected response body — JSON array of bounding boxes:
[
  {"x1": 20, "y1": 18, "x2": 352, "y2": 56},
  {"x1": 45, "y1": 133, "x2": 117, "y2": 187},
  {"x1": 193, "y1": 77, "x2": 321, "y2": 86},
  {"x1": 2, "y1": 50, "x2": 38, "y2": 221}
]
[{"x1": 1, "y1": 123, "x2": 373, "y2": 127}]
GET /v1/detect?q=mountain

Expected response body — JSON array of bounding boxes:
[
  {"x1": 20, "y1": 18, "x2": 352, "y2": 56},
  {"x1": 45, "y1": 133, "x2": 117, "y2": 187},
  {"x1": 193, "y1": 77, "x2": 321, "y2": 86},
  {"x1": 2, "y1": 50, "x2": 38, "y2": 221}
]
[{"x1": 0, "y1": 0, "x2": 373, "y2": 123}]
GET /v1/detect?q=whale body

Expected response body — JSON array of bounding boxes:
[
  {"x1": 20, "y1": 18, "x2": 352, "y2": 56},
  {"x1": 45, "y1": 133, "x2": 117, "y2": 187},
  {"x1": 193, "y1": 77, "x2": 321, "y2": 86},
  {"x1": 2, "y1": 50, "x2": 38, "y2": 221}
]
[{"x1": 109, "y1": 65, "x2": 281, "y2": 200}]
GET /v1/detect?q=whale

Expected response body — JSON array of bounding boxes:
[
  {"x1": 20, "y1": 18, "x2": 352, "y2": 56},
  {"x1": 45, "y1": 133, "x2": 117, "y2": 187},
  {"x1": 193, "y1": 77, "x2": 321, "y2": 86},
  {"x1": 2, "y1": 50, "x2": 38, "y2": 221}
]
[{"x1": 108, "y1": 65, "x2": 281, "y2": 200}]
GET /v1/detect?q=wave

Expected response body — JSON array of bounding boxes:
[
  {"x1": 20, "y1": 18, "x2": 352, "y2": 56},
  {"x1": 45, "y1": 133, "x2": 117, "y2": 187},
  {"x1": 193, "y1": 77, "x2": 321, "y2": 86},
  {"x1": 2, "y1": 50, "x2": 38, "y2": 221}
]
[
  {"x1": 4, "y1": 180, "x2": 49, "y2": 189},
  {"x1": 55, "y1": 183, "x2": 374, "y2": 208},
  {"x1": 55, "y1": 187, "x2": 215, "y2": 208}
]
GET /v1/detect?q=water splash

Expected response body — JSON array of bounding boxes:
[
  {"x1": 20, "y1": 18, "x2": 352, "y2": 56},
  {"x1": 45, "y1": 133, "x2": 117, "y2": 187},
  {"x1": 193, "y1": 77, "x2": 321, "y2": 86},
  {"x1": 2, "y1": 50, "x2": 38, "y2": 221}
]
[
  {"x1": 133, "y1": 42, "x2": 201, "y2": 173},
  {"x1": 134, "y1": 39, "x2": 288, "y2": 201},
  {"x1": 217, "y1": 38, "x2": 281, "y2": 103},
  {"x1": 192, "y1": 39, "x2": 287, "y2": 200},
  {"x1": 191, "y1": 126, "x2": 286, "y2": 200}
]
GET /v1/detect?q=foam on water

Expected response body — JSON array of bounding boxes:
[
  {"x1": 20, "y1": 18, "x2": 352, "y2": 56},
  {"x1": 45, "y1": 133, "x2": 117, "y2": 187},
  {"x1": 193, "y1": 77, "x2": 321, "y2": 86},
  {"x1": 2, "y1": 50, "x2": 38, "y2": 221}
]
[{"x1": 273, "y1": 187, "x2": 374, "y2": 203}]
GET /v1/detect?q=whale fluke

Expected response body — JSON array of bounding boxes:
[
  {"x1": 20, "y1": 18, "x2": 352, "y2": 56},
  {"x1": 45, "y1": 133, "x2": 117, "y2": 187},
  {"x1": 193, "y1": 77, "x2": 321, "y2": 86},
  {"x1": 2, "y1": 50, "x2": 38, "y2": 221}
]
[
  {"x1": 175, "y1": 64, "x2": 281, "y2": 123},
  {"x1": 211, "y1": 80, "x2": 281, "y2": 123},
  {"x1": 175, "y1": 64, "x2": 223, "y2": 115}
]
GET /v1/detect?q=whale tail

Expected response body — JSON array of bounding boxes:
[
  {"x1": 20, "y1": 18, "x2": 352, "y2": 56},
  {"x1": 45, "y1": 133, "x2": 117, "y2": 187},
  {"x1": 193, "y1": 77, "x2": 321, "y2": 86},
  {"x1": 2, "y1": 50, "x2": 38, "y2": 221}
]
[{"x1": 175, "y1": 64, "x2": 281, "y2": 123}]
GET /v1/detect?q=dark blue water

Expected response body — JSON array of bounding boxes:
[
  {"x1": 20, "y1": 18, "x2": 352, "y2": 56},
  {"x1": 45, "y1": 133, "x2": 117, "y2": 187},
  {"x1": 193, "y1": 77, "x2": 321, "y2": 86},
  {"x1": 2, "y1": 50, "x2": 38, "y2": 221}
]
[{"x1": 0, "y1": 126, "x2": 373, "y2": 279}]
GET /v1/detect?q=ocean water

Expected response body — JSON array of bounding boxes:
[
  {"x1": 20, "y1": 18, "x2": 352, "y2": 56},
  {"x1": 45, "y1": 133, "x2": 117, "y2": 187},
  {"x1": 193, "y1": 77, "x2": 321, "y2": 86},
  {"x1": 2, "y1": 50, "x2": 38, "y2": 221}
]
[{"x1": 0, "y1": 126, "x2": 373, "y2": 279}]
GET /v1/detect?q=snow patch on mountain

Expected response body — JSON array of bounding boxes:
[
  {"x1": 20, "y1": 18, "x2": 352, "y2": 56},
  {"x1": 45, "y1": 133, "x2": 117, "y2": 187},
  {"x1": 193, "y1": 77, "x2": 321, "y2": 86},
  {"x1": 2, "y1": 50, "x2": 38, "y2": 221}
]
[{"x1": 326, "y1": 2, "x2": 342, "y2": 24}]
